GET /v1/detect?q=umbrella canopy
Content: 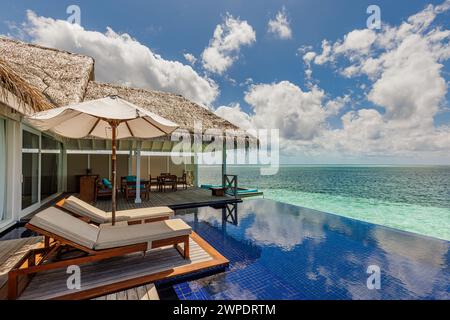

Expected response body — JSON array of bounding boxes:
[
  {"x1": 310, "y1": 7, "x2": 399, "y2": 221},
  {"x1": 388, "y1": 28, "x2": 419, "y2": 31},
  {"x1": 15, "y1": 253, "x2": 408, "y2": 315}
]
[
  {"x1": 28, "y1": 95, "x2": 178, "y2": 139},
  {"x1": 27, "y1": 95, "x2": 178, "y2": 224}
]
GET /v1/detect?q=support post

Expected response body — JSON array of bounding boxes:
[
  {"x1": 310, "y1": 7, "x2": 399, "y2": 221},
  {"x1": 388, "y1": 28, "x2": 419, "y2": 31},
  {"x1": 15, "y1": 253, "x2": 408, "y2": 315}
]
[
  {"x1": 111, "y1": 122, "x2": 118, "y2": 225},
  {"x1": 135, "y1": 141, "x2": 142, "y2": 204},
  {"x1": 222, "y1": 136, "x2": 227, "y2": 187},
  {"x1": 128, "y1": 148, "x2": 132, "y2": 176},
  {"x1": 193, "y1": 153, "x2": 199, "y2": 187}
]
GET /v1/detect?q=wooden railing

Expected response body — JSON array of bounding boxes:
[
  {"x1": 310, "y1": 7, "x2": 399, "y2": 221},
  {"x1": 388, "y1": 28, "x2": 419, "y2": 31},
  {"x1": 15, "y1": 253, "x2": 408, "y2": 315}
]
[
  {"x1": 222, "y1": 203, "x2": 238, "y2": 226},
  {"x1": 223, "y1": 174, "x2": 238, "y2": 198}
]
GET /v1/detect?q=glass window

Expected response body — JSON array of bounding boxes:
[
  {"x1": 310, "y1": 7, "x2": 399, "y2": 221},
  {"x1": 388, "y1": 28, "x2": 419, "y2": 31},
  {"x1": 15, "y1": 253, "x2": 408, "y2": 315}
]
[
  {"x1": 22, "y1": 130, "x2": 39, "y2": 149},
  {"x1": 41, "y1": 135, "x2": 61, "y2": 200},
  {"x1": 22, "y1": 130, "x2": 40, "y2": 210}
]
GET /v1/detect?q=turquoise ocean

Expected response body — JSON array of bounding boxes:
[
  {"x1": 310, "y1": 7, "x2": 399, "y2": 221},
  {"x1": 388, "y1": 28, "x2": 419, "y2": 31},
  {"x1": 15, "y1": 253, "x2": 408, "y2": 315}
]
[{"x1": 198, "y1": 165, "x2": 450, "y2": 241}]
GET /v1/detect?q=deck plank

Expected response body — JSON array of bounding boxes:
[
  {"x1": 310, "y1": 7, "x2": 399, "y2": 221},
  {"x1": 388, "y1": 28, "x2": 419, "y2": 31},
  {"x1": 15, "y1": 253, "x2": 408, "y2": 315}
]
[
  {"x1": 126, "y1": 287, "x2": 138, "y2": 300},
  {"x1": 116, "y1": 290, "x2": 127, "y2": 300},
  {"x1": 136, "y1": 285, "x2": 149, "y2": 300}
]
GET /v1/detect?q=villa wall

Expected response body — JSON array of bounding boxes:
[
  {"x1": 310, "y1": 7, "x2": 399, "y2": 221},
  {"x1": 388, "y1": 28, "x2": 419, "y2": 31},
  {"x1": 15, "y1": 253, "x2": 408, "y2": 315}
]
[
  {"x1": 66, "y1": 153, "x2": 195, "y2": 193},
  {"x1": 0, "y1": 102, "x2": 65, "y2": 232}
]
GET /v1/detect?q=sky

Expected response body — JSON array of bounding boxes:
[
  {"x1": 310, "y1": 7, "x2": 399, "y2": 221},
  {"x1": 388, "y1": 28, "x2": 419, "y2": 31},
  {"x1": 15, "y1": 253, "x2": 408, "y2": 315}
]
[{"x1": 0, "y1": 0, "x2": 449, "y2": 164}]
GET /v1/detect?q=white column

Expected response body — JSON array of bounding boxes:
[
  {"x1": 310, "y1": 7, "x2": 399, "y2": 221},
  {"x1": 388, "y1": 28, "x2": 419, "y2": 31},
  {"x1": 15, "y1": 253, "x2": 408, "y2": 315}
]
[
  {"x1": 222, "y1": 137, "x2": 227, "y2": 187},
  {"x1": 135, "y1": 142, "x2": 142, "y2": 204},
  {"x1": 6, "y1": 120, "x2": 22, "y2": 222},
  {"x1": 128, "y1": 149, "x2": 132, "y2": 175},
  {"x1": 60, "y1": 145, "x2": 67, "y2": 192},
  {"x1": 193, "y1": 153, "x2": 199, "y2": 187}
]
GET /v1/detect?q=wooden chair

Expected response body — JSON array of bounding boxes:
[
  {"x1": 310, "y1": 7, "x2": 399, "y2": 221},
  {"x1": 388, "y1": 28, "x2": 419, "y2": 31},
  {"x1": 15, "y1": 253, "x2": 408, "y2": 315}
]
[
  {"x1": 7, "y1": 207, "x2": 191, "y2": 300},
  {"x1": 124, "y1": 181, "x2": 150, "y2": 201},
  {"x1": 121, "y1": 176, "x2": 136, "y2": 193},
  {"x1": 177, "y1": 172, "x2": 188, "y2": 189},
  {"x1": 95, "y1": 178, "x2": 113, "y2": 202},
  {"x1": 148, "y1": 175, "x2": 159, "y2": 192},
  {"x1": 159, "y1": 175, "x2": 177, "y2": 192}
]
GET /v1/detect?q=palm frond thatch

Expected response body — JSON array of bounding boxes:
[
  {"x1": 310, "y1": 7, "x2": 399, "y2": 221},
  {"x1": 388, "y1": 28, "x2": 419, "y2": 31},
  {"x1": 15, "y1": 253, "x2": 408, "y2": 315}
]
[{"x1": 0, "y1": 58, "x2": 54, "y2": 112}]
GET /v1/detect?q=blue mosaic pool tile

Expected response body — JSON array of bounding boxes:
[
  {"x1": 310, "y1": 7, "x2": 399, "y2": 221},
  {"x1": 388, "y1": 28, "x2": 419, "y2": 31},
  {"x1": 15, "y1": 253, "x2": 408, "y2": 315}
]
[{"x1": 172, "y1": 200, "x2": 450, "y2": 300}]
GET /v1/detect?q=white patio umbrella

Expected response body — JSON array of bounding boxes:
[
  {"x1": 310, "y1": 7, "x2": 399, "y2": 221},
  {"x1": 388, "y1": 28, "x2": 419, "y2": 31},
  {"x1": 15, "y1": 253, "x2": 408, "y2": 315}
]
[{"x1": 27, "y1": 95, "x2": 178, "y2": 224}]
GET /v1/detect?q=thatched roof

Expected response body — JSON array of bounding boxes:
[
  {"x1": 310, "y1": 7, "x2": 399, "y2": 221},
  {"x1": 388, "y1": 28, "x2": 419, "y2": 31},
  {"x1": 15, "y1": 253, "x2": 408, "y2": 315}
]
[
  {"x1": 0, "y1": 37, "x2": 94, "y2": 107},
  {"x1": 0, "y1": 37, "x2": 243, "y2": 135},
  {"x1": 84, "y1": 81, "x2": 240, "y2": 133},
  {"x1": 0, "y1": 58, "x2": 53, "y2": 112}
]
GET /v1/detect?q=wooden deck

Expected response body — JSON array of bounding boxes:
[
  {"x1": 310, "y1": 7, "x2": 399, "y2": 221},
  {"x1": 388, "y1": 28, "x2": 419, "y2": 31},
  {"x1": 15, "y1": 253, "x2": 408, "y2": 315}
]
[
  {"x1": 18, "y1": 232, "x2": 228, "y2": 300},
  {"x1": 95, "y1": 187, "x2": 240, "y2": 211},
  {"x1": 92, "y1": 283, "x2": 159, "y2": 300},
  {"x1": 0, "y1": 237, "x2": 43, "y2": 300}
]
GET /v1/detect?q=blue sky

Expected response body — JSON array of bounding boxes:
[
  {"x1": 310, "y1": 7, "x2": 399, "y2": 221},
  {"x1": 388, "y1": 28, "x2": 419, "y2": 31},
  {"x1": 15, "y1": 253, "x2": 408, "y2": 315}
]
[{"x1": 1, "y1": 0, "x2": 449, "y2": 164}]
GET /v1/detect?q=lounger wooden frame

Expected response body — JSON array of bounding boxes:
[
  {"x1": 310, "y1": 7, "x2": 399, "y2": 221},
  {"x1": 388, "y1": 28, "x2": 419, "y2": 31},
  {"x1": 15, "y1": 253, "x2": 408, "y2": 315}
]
[
  {"x1": 55, "y1": 199, "x2": 170, "y2": 226},
  {"x1": 8, "y1": 223, "x2": 190, "y2": 300}
]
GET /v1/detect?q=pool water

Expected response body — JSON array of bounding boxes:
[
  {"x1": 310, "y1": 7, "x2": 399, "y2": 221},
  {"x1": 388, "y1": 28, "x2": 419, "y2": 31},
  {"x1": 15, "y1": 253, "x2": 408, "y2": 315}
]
[{"x1": 172, "y1": 199, "x2": 450, "y2": 300}]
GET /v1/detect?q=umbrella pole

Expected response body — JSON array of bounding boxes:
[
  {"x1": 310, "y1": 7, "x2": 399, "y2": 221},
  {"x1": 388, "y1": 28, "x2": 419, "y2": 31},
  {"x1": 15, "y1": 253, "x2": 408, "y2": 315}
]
[{"x1": 111, "y1": 122, "x2": 118, "y2": 225}]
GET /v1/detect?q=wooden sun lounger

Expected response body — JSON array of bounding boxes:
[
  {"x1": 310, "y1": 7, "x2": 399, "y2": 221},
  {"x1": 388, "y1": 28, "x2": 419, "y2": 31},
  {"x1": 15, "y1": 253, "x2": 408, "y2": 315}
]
[
  {"x1": 7, "y1": 208, "x2": 190, "y2": 300},
  {"x1": 56, "y1": 196, "x2": 174, "y2": 225}
]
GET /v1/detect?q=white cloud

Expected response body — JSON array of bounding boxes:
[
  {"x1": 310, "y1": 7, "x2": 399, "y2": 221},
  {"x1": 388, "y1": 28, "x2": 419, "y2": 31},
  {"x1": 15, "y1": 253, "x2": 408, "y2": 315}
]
[
  {"x1": 245, "y1": 81, "x2": 329, "y2": 141},
  {"x1": 267, "y1": 7, "x2": 292, "y2": 40},
  {"x1": 368, "y1": 34, "x2": 446, "y2": 127},
  {"x1": 201, "y1": 14, "x2": 256, "y2": 75},
  {"x1": 183, "y1": 53, "x2": 197, "y2": 65},
  {"x1": 214, "y1": 103, "x2": 254, "y2": 130},
  {"x1": 313, "y1": 40, "x2": 333, "y2": 65},
  {"x1": 302, "y1": 51, "x2": 316, "y2": 63},
  {"x1": 302, "y1": 51, "x2": 317, "y2": 81},
  {"x1": 292, "y1": 1, "x2": 450, "y2": 160},
  {"x1": 333, "y1": 29, "x2": 377, "y2": 55},
  {"x1": 22, "y1": 11, "x2": 219, "y2": 107}
]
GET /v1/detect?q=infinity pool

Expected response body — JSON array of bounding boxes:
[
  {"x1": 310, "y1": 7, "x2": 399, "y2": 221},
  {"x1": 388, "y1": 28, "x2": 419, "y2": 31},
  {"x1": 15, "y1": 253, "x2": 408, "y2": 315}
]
[{"x1": 172, "y1": 199, "x2": 450, "y2": 300}]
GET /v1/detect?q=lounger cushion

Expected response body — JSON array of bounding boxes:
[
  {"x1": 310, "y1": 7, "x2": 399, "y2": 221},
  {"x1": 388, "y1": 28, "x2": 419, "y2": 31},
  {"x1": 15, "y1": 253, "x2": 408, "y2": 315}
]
[
  {"x1": 29, "y1": 207, "x2": 99, "y2": 249},
  {"x1": 63, "y1": 196, "x2": 112, "y2": 224},
  {"x1": 115, "y1": 207, "x2": 174, "y2": 222},
  {"x1": 63, "y1": 196, "x2": 174, "y2": 224},
  {"x1": 95, "y1": 219, "x2": 191, "y2": 250}
]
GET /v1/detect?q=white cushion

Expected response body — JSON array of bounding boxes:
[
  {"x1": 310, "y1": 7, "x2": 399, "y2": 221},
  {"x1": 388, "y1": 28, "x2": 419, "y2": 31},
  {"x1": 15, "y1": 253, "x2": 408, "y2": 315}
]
[
  {"x1": 64, "y1": 196, "x2": 173, "y2": 224},
  {"x1": 29, "y1": 207, "x2": 99, "y2": 249},
  {"x1": 95, "y1": 219, "x2": 191, "y2": 250},
  {"x1": 114, "y1": 207, "x2": 174, "y2": 221},
  {"x1": 63, "y1": 196, "x2": 110, "y2": 224}
]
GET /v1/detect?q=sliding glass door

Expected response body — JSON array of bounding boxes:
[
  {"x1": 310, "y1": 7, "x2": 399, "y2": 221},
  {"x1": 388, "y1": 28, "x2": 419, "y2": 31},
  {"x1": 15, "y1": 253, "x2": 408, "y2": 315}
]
[
  {"x1": 21, "y1": 127, "x2": 63, "y2": 214},
  {"x1": 41, "y1": 135, "x2": 62, "y2": 200}
]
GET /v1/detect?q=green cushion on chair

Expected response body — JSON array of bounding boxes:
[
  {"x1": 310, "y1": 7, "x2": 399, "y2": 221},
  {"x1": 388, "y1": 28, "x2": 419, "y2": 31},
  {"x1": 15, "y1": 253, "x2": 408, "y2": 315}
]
[
  {"x1": 102, "y1": 178, "x2": 112, "y2": 189},
  {"x1": 126, "y1": 176, "x2": 137, "y2": 182},
  {"x1": 128, "y1": 184, "x2": 146, "y2": 189}
]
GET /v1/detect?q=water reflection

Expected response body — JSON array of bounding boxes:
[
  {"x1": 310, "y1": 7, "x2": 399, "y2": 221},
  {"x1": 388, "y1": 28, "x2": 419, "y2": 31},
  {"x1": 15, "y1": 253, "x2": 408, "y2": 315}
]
[{"x1": 174, "y1": 199, "x2": 450, "y2": 299}]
